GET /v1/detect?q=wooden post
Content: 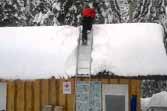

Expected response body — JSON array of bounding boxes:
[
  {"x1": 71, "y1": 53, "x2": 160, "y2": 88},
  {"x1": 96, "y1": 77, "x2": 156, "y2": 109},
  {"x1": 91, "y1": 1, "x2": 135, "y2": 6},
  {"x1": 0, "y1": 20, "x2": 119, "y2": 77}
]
[
  {"x1": 33, "y1": 80, "x2": 41, "y2": 111},
  {"x1": 7, "y1": 80, "x2": 16, "y2": 111},
  {"x1": 25, "y1": 81, "x2": 33, "y2": 111},
  {"x1": 49, "y1": 78, "x2": 57, "y2": 106},
  {"x1": 58, "y1": 79, "x2": 66, "y2": 108},
  {"x1": 41, "y1": 80, "x2": 49, "y2": 109},
  {"x1": 16, "y1": 80, "x2": 25, "y2": 111},
  {"x1": 67, "y1": 79, "x2": 75, "y2": 111}
]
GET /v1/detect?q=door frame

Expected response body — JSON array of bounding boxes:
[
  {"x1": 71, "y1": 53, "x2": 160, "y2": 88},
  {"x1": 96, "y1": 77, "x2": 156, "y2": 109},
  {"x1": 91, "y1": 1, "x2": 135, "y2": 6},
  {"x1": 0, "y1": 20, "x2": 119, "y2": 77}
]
[{"x1": 102, "y1": 84, "x2": 129, "y2": 111}]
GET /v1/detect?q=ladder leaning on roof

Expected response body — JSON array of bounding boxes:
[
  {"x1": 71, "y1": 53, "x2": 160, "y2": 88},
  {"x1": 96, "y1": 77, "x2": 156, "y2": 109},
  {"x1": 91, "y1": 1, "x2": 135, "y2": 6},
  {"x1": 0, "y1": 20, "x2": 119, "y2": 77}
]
[
  {"x1": 75, "y1": 26, "x2": 94, "y2": 111},
  {"x1": 76, "y1": 26, "x2": 94, "y2": 76}
]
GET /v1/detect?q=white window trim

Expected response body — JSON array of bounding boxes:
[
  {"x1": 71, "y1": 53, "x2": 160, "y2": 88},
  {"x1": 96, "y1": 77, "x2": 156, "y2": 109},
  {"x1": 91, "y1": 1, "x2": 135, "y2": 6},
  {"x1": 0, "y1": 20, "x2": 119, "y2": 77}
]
[{"x1": 102, "y1": 84, "x2": 129, "y2": 111}]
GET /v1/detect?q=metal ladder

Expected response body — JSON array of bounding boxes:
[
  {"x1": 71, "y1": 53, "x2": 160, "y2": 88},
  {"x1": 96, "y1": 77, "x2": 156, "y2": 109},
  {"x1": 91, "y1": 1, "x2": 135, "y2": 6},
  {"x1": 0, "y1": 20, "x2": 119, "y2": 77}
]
[
  {"x1": 76, "y1": 27, "x2": 94, "y2": 76},
  {"x1": 75, "y1": 27, "x2": 94, "y2": 111}
]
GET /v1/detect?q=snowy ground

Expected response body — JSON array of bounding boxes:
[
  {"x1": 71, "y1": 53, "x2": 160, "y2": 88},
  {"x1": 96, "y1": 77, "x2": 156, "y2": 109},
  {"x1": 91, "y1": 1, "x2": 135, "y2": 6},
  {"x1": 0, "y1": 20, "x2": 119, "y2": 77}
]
[{"x1": 0, "y1": 23, "x2": 167, "y2": 79}]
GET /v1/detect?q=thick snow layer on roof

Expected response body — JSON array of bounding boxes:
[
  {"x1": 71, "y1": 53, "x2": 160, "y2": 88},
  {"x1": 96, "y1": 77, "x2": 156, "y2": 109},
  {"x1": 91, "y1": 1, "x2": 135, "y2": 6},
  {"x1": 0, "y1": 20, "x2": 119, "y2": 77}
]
[
  {"x1": 0, "y1": 26, "x2": 79, "y2": 79},
  {"x1": 92, "y1": 23, "x2": 167, "y2": 76},
  {"x1": 0, "y1": 23, "x2": 167, "y2": 79},
  {"x1": 148, "y1": 91, "x2": 167, "y2": 107}
]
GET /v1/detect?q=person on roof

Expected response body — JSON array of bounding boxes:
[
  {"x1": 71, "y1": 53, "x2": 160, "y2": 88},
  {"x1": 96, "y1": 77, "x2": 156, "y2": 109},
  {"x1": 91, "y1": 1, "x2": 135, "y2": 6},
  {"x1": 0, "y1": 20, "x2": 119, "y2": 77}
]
[{"x1": 81, "y1": 3, "x2": 96, "y2": 45}]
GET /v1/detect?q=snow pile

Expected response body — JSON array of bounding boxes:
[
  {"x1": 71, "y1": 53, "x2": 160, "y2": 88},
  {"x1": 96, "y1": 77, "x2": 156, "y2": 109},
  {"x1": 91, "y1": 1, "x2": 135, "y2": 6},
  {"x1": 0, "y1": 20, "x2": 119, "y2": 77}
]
[
  {"x1": 0, "y1": 26, "x2": 79, "y2": 79},
  {"x1": 92, "y1": 23, "x2": 167, "y2": 76},
  {"x1": 141, "y1": 91, "x2": 167, "y2": 110},
  {"x1": 148, "y1": 91, "x2": 167, "y2": 107},
  {"x1": 0, "y1": 23, "x2": 167, "y2": 79},
  {"x1": 141, "y1": 97, "x2": 151, "y2": 110}
]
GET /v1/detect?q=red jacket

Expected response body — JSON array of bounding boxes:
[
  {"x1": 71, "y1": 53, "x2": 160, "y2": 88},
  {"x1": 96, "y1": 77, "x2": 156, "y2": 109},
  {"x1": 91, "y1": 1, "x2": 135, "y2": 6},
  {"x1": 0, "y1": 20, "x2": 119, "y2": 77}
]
[{"x1": 82, "y1": 8, "x2": 96, "y2": 19}]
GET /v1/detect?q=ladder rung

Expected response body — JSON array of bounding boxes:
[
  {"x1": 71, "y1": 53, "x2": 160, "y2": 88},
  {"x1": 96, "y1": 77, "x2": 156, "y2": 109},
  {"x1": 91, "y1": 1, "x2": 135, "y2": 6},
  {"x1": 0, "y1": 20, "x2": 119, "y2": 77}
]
[
  {"x1": 78, "y1": 63, "x2": 89, "y2": 68},
  {"x1": 79, "y1": 67, "x2": 89, "y2": 69},
  {"x1": 79, "y1": 50, "x2": 91, "y2": 53},
  {"x1": 78, "y1": 57, "x2": 90, "y2": 60},
  {"x1": 79, "y1": 54, "x2": 91, "y2": 57},
  {"x1": 76, "y1": 74, "x2": 90, "y2": 77},
  {"x1": 79, "y1": 59, "x2": 90, "y2": 61},
  {"x1": 79, "y1": 49, "x2": 91, "y2": 52},
  {"x1": 79, "y1": 48, "x2": 91, "y2": 51},
  {"x1": 78, "y1": 65, "x2": 90, "y2": 68},
  {"x1": 78, "y1": 59, "x2": 90, "y2": 61}
]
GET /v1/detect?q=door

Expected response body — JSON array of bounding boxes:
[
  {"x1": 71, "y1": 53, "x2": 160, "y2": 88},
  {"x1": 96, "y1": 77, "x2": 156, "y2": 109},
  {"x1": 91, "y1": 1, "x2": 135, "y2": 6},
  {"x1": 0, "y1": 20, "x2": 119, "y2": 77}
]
[
  {"x1": 102, "y1": 84, "x2": 128, "y2": 111},
  {"x1": 76, "y1": 81, "x2": 102, "y2": 111}
]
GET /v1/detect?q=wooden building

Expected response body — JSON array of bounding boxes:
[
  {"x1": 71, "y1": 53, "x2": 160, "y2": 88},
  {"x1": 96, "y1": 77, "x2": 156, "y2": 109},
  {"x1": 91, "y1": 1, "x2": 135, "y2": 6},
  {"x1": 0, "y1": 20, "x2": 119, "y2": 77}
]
[
  {"x1": 0, "y1": 77, "x2": 141, "y2": 111},
  {"x1": 0, "y1": 23, "x2": 165, "y2": 111}
]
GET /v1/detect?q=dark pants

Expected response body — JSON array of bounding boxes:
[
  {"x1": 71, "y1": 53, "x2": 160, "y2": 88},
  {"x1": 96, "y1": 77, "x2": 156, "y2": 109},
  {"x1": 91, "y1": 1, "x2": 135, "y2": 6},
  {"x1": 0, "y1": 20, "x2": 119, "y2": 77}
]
[{"x1": 82, "y1": 17, "x2": 93, "y2": 44}]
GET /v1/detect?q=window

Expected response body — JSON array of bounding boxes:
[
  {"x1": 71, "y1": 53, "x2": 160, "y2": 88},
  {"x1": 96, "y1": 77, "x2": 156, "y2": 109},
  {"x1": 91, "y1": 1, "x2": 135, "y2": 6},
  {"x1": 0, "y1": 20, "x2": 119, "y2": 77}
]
[{"x1": 102, "y1": 84, "x2": 128, "y2": 111}]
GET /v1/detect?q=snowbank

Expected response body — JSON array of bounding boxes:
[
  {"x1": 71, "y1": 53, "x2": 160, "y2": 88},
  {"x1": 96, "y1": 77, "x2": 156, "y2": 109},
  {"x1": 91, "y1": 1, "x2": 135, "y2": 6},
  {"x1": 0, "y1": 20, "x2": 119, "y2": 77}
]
[
  {"x1": 148, "y1": 91, "x2": 167, "y2": 107},
  {"x1": 0, "y1": 23, "x2": 167, "y2": 79},
  {"x1": 141, "y1": 91, "x2": 167, "y2": 111},
  {"x1": 141, "y1": 97, "x2": 151, "y2": 110},
  {"x1": 92, "y1": 23, "x2": 167, "y2": 76}
]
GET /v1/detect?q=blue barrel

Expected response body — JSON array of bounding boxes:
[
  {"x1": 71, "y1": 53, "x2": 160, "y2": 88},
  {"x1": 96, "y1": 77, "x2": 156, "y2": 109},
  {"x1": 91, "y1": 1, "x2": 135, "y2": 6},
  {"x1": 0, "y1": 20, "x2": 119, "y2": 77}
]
[{"x1": 131, "y1": 95, "x2": 137, "y2": 111}]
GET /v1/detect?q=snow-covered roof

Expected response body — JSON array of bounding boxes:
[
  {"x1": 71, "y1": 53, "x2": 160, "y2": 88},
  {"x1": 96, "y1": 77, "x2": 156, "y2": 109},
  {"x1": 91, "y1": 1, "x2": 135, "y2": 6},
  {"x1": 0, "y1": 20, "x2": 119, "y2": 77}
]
[
  {"x1": 91, "y1": 23, "x2": 167, "y2": 76},
  {"x1": 0, "y1": 23, "x2": 167, "y2": 79},
  {"x1": 0, "y1": 26, "x2": 79, "y2": 79},
  {"x1": 148, "y1": 91, "x2": 167, "y2": 107}
]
